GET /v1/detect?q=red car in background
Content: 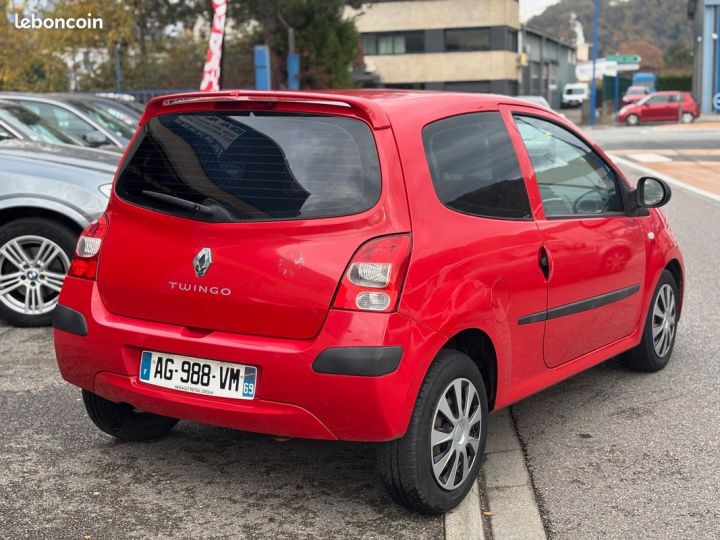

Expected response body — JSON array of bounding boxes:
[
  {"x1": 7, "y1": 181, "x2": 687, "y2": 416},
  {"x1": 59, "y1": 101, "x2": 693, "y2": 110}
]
[
  {"x1": 622, "y1": 85, "x2": 651, "y2": 105},
  {"x1": 53, "y1": 90, "x2": 683, "y2": 514},
  {"x1": 618, "y1": 91, "x2": 699, "y2": 125}
]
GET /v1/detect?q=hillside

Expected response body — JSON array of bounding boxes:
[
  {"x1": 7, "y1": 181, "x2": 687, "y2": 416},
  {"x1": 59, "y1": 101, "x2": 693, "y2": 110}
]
[{"x1": 528, "y1": 0, "x2": 693, "y2": 69}]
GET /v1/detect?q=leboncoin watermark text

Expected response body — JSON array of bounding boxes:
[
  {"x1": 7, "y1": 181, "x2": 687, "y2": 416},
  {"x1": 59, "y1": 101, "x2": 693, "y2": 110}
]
[{"x1": 12, "y1": 12, "x2": 103, "y2": 30}]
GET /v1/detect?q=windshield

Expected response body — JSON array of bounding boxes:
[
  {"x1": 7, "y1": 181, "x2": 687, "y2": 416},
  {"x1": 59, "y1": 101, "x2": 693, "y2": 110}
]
[
  {"x1": 0, "y1": 104, "x2": 84, "y2": 145},
  {"x1": 71, "y1": 102, "x2": 135, "y2": 139}
]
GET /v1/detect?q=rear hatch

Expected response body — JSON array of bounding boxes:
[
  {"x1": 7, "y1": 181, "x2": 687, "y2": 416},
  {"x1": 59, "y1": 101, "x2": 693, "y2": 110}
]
[{"x1": 98, "y1": 108, "x2": 401, "y2": 339}]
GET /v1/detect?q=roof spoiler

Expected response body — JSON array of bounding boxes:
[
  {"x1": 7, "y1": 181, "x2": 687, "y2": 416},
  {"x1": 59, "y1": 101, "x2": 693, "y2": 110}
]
[{"x1": 140, "y1": 90, "x2": 391, "y2": 129}]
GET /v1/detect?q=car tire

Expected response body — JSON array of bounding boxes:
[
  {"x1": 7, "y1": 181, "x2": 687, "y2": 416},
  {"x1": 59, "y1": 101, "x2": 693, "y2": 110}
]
[
  {"x1": 626, "y1": 114, "x2": 639, "y2": 126},
  {"x1": 82, "y1": 389, "x2": 179, "y2": 441},
  {"x1": 0, "y1": 217, "x2": 77, "y2": 327},
  {"x1": 681, "y1": 112, "x2": 695, "y2": 124},
  {"x1": 376, "y1": 349, "x2": 488, "y2": 514},
  {"x1": 622, "y1": 270, "x2": 679, "y2": 372}
]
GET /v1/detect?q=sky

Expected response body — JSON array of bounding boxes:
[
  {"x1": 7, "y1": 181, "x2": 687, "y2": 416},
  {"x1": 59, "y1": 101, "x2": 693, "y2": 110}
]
[{"x1": 520, "y1": 0, "x2": 561, "y2": 22}]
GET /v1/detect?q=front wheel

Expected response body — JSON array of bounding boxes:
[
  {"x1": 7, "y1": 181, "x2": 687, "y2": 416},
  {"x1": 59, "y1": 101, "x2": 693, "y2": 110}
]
[
  {"x1": 626, "y1": 114, "x2": 640, "y2": 126},
  {"x1": 622, "y1": 270, "x2": 679, "y2": 372},
  {"x1": 377, "y1": 350, "x2": 488, "y2": 514}
]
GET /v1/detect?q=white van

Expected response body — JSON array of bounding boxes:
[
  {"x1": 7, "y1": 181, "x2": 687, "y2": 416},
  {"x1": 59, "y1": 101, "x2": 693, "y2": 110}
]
[{"x1": 561, "y1": 83, "x2": 589, "y2": 108}]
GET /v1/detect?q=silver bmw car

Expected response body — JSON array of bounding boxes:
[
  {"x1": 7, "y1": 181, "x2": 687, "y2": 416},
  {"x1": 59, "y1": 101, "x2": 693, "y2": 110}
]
[{"x1": 0, "y1": 140, "x2": 119, "y2": 326}]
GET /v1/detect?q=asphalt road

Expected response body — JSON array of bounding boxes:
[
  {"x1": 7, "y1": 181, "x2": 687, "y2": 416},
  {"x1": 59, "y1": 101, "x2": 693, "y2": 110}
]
[
  {"x1": 511, "y1": 147, "x2": 720, "y2": 539},
  {"x1": 0, "y1": 324, "x2": 440, "y2": 538}
]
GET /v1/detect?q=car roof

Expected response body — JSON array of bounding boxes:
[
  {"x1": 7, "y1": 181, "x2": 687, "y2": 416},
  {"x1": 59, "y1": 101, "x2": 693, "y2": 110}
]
[{"x1": 145, "y1": 89, "x2": 558, "y2": 129}]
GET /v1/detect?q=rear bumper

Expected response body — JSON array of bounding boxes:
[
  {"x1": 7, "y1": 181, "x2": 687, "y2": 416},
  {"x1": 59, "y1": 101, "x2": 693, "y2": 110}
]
[{"x1": 53, "y1": 278, "x2": 442, "y2": 441}]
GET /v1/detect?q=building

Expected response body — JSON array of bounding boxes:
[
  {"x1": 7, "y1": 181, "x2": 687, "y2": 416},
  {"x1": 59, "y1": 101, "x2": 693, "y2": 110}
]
[
  {"x1": 688, "y1": 0, "x2": 720, "y2": 114},
  {"x1": 348, "y1": 0, "x2": 575, "y2": 102},
  {"x1": 520, "y1": 26, "x2": 577, "y2": 108}
]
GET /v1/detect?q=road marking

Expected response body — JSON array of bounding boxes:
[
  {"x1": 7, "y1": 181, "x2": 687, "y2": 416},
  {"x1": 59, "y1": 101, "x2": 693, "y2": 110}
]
[
  {"x1": 610, "y1": 154, "x2": 720, "y2": 204},
  {"x1": 625, "y1": 153, "x2": 673, "y2": 163}
]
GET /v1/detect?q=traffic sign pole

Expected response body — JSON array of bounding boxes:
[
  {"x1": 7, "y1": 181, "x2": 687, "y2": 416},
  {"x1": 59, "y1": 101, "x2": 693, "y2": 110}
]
[{"x1": 589, "y1": 0, "x2": 599, "y2": 126}]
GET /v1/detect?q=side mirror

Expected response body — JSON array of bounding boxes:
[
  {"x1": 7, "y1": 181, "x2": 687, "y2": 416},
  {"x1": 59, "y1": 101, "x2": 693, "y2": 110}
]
[
  {"x1": 636, "y1": 177, "x2": 671, "y2": 208},
  {"x1": 83, "y1": 130, "x2": 109, "y2": 146}
]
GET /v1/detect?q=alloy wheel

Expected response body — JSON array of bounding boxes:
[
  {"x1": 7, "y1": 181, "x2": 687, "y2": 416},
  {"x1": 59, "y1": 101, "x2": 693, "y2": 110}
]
[
  {"x1": 0, "y1": 235, "x2": 69, "y2": 315},
  {"x1": 430, "y1": 377, "x2": 482, "y2": 491},
  {"x1": 652, "y1": 283, "x2": 676, "y2": 357}
]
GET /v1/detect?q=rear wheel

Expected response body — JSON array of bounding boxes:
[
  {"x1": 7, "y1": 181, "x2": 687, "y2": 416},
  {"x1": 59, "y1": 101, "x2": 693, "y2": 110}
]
[
  {"x1": 0, "y1": 217, "x2": 75, "y2": 327},
  {"x1": 377, "y1": 350, "x2": 488, "y2": 514},
  {"x1": 622, "y1": 270, "x2": 679, "y2": 372},
  {"x1": 681, "y1": 112, "x2": 695, "y2": 124},
  {"x1": 626, "y1": 114, "x2": 640, "y2": 126},
  {"x1": 83, "y1": 390, "x2": 179, "y2": 441}
]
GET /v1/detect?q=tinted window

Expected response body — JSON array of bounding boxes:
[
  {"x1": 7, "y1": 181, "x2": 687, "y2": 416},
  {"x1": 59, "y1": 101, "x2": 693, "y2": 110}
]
[
  {"x1": 445, "y1": 28, "x2": 490, "y2": 52},
  {"x1": 116, "y1": 112, "x2": 381, "y2": 222},
  {"x1": 514, "y1": 115, "x2": 623, "y2": 217},
  {"x1": 423, "y1": 112, "x2": 531, "y2": 219}
]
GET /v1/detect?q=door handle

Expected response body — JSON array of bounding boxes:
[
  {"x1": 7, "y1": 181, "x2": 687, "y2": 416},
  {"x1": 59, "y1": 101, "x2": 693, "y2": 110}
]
[{"x1": 539, "y1": 246, "x2": 550, "y2": 280}]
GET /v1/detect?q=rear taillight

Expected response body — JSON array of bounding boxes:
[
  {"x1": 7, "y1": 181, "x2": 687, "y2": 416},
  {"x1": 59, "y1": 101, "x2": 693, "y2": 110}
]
[
  {"x1": 333, "y1": 234, "x2": 411, "y2": 312},
  {"x1": 68, "y1": 214, "x2": 109, "y2": 280}
]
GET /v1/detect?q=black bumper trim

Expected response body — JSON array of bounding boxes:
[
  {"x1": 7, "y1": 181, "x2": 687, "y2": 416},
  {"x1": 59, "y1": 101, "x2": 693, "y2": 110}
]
[
  {"x1": 312, "y1": 346, "x2": 403, "y2": 376},
  {"x1": 53, "y1": 305, "x2": 88, "y2": 336}
]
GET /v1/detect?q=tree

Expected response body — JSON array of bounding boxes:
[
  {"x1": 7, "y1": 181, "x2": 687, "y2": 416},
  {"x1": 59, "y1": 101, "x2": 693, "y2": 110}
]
[
  {"x1": 618, "y1": 40, "x2": 664, "y2": 71},
  {"x1": 665, "y1": 40, "x2": 692, "y2": 70}
]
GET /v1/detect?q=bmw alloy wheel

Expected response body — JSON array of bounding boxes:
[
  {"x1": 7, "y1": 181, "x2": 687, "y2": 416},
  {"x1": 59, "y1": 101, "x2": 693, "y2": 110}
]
[
  {"x1": 652, "y1": 283, "x2": 676, "y2": 358},
  {"x1": 0, "y1": 235, "x2": 70, "y2": 315},
  {"x1": 431, "y1": 377, "x2": 482, "y2": 490}
]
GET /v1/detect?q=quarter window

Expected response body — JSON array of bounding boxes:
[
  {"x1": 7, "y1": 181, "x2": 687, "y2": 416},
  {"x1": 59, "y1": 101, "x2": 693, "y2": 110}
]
[
  {"x1": 423, "y1": 112, "x2": 532, "y2": 219},
  {"x1": 513, "y1": 115, "x2": 623, "y2": 217}
]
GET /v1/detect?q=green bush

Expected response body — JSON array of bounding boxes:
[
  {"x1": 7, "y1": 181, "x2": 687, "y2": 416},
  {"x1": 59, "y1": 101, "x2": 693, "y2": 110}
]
[{"x1": 657, "y1": 73, "x2": 692, "y2": 91}]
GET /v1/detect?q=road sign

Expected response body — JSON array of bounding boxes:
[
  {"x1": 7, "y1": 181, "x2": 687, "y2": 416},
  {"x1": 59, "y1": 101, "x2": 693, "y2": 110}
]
[
  {"x1": 616, "y1": 63, "x2": 640, "y2": 72},
  {"x1": 714, "y1": 93, "x2": 720, "y2": 111},
  {"x1": 608, "y1": 54, "x2": 641, "y2": 64}
]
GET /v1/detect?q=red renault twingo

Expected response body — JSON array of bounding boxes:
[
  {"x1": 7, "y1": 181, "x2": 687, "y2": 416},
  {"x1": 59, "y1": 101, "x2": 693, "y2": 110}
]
[{"x1": 54, "y1": 90, "x2": 683, "y2": 514}]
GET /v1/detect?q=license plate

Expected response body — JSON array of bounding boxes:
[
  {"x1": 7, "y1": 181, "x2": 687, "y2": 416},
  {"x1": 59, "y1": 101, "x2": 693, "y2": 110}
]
[{"x1": 139, "y1": 351, "x2": 256, "y2": 400}]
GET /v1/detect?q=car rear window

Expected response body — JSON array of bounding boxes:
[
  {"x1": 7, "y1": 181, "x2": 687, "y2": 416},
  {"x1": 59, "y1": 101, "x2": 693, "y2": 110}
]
[{"x1": 115, "y1": 112, "x2": 381, "y2": 222}]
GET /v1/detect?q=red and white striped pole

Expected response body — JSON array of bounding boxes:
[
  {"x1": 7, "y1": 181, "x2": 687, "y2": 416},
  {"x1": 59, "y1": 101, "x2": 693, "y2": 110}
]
[{"x1": 200, "y1": 0, "x2": 227, "y2": 92}]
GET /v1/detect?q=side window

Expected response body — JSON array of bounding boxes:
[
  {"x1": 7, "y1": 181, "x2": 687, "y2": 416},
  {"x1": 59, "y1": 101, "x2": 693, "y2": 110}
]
[
  {"x1": 18, "y1": 101, "x2": 95, "y2": 138},
  {"x1": 423, "y1": 112, "x2": 532, "y2": 220},
  {"x1": 513, "y1": 115, "x2": 623, "y2": 218}
]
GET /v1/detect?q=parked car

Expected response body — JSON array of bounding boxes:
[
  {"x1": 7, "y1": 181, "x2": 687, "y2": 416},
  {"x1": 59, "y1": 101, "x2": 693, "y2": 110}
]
[
  {"x1": 0, "y1": 100, "x2": 87, "y2": 147},
  {"x1": 0, "y1": 140, "x2": 119, "y2": 326},
  {"x1": 618, "y1": 91, "x2": 699, "y2": 125},
  {"x1": 622, "y1": 85, "x2": 651, "y2": 105},
  {"x1": 0, "y1": 93, "x2": 128, "y2": 150},
  {"x1": 55, "y1": 93, "x2": 142, "y2": 128},
  {"x1": 561, "y1": 82, "x2": 588, "y2": 108},
  {"x1": 54, "y1": 90, "x2": 683, "y2": 514}
]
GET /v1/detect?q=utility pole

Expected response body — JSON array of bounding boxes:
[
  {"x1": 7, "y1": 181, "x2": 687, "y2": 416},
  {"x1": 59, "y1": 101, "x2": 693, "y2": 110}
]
[{"x1": 589, "y1": 0, "x2": 600, "y2": 126}]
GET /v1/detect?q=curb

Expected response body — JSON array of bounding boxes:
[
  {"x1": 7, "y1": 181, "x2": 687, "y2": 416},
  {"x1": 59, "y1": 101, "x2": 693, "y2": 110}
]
[{"x1": 444, "y1": 409, "x2": 546, "y2": 540}]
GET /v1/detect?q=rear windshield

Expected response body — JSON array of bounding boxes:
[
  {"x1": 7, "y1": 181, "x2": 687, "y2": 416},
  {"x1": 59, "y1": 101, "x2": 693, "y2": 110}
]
[{"x1": 116, "y1": 112, "x2": 381, "y2": 222}]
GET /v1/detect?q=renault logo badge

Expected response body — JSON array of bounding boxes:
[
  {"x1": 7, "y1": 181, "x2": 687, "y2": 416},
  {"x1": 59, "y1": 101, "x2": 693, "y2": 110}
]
[{"x1": 193, "y1": 247, "x2": 212, "y2": 277}]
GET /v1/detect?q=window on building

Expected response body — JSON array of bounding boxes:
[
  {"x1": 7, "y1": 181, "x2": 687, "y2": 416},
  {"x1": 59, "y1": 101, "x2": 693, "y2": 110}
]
[
  {"x1": 444, "y1": 81, "x2": 492, "y2": 93},
  {"x1": 507, "y1": 30, "x2": 519, "y2": 52},
  {"x1": 445, "y1": 28, "x2": 491, "y2": 52},
  {"x1": 362, "y1": 32, "x2": 425, "y2": 55},
  {"x1": 423, "y1": 112, "x2": 532, "y2": 220}
]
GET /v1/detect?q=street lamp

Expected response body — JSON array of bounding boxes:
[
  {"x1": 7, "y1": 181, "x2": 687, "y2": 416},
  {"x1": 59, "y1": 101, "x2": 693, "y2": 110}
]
[{"x1": 589, "y1": 0, "x2": 600, "y2": 126}]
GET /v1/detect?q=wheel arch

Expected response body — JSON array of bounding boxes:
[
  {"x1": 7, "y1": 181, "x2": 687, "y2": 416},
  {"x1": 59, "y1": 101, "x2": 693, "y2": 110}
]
[
  {"x1": 0, "y1": 206, "x2": 85, "y2": 235},
  {"x1": 439, "y1": 328, "x2": 498, "y2": 411},
  {"x1": 665, "y1": 258, "x2": 684, "y2": 317}
]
